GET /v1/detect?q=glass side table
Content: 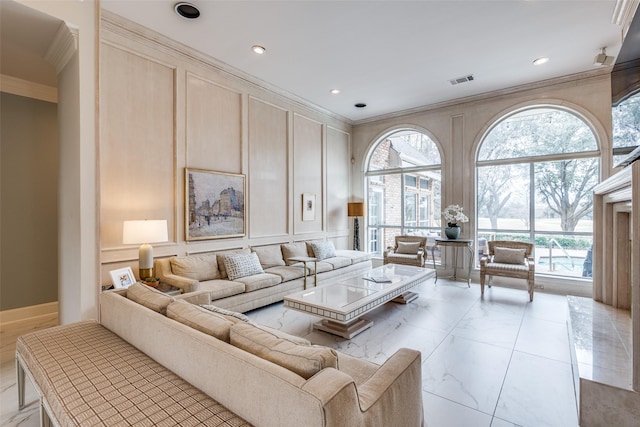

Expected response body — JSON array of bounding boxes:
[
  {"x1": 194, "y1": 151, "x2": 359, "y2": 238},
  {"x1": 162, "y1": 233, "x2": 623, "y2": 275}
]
[{"x1": 288, "y1": 256, "x2": 318, "y2": 289}]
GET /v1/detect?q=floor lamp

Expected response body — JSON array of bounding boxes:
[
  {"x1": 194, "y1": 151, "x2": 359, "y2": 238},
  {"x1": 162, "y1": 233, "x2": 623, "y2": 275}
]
[
  {"x1": 123, "y1": 220, "x2": 168, "y2": 280},
  {"x1": 348, "y1": 202, "x2": 365, "y2": 251}
]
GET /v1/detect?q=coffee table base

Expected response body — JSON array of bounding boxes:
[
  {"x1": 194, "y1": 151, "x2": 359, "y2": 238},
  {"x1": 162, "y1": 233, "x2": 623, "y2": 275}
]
[
  {"x1": 392, "y1": 291, "x2": 419, "y2": 304},
  {"x1": 313, "y1": 318, "x2": 373, "y2": 339}
]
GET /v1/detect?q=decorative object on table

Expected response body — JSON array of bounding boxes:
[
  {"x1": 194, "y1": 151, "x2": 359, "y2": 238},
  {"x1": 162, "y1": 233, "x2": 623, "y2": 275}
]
[
  {"x1": 302, "y1": 193, "x2": 316, "y2": 221},
  {"x1": 109, "y1": 266, "x2": 136, "y2": 289},
  {"x1": 123, "y1": 219, "x2": 169, "y2": 279},
  {"x1": 185, "y1": 168, "x2": 246, "y2": 241},
  {"x1": 141, "y1": 277, "x2": 160, "y2": 288},
  {"x1": 348, "y1": 202, "x2": 365, "y2": 251},
  {"x1": 442, "y1": 204, "x2": 469, "y2": 239}
]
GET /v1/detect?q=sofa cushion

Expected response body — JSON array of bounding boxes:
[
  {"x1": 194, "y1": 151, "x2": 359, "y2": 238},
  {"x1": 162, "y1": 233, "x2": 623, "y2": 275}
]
[
  {"x1": 334, "y1": 249, "x2": 373, "y2": 264},
  {"x1": 230, "y1": 322, "x2": 338, "y2": 379},
  {"x1": 216, "y1": 248, "x2": 251, "y2": 279},
  {"x1": 222, "y1": 252, "x2": 264, "y2": 281},
  {"x1": 308, "y1": 241, "x2": 336, "y2": 261},
  {"x1": 169, "y1": 253, "x2": 220, "y2": 281},
  {"x1": 198, "y1": 279, "x2": 246, "y2": 300},
  {"x1": 234, "y1": 273, "x2": 282, "y2": 292},
  {"x1": 321, "y1": 257, "x2": 352, "y2": 270},
  {"x1": 281, "y1": 242, "x2": 311, "y2": 265},
  {"x1": 493, "y1": 247, "x2": 526, "y2": 265},
  {"x1": 251, "y1": 245, "x2": 286, "y2": 268},
  {"x1": 199, "y1": 304, "x2": 251, "y2": 323},
  {"x1": 396, "y1": 241, "x2": 421, "y2": 255},
  {"x1": 167, "y1": 300, "x2": 235, "y2": 342},
  {"x1": 264, "y1": 266, "x2": 306, "y2": 282},
  {"x1": 126, "y1": 283, "x2": 174, "y2": 315}
]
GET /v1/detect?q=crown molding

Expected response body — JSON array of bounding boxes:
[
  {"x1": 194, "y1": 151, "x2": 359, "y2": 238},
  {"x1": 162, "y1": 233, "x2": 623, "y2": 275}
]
[
  {"x1": 0, "y1": 74, "x2": 57, "y2": 103},
  {"x1": 44, "y1": 22, "x2": 79, "y2": 74},
  {"x1": 612, "y1": 0, "x2": 639, "y2": 35}
]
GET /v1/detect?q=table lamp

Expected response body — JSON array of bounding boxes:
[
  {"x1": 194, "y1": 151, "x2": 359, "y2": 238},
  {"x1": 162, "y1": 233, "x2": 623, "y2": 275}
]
[
  {"x1": 348, "y1": 202, "x2": 365, "y2": 251},
  {"x1": 122, "y1": 219, "x2": 168, "y2": 280}
]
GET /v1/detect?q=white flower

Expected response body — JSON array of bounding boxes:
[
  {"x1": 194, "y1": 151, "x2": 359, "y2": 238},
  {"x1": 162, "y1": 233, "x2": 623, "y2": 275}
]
[{"x1": 442, "y1": 204, "x2": 469, "y2": 226}]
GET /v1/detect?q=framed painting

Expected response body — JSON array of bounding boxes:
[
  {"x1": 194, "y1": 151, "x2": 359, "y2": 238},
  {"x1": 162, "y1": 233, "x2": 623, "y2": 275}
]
[
  {"x1": 110, "y1": 267, "x2": 136, "y2": 289},
  {"x1": 185, "y1": 168, "x2": 246, "y2": 241},
  {"x1": 302, "y1": 193, "x2": 316, "y2": 221}
]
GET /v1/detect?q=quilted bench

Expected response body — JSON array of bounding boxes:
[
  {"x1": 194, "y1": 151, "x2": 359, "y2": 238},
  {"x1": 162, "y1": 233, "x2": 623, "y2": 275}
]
[{"x1": 16, "y1": 321, "x2": 251, "y2": 426}]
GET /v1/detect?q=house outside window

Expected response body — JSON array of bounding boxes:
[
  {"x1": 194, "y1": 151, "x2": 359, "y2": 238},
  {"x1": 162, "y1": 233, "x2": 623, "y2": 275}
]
[
  {"x1": 476, "y1": 107, "x2": 599, "y2": 280},
  {"x1": 612, "y1": 91, "x2": 640, "y2": 166},
  {"x1": 366, "y1": 130, "x2": 442, "y2": 255}
]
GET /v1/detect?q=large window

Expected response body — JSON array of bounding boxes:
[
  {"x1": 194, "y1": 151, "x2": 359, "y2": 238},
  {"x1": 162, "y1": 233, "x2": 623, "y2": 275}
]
[
  {"x1": 476, "y1": 108, "x2": 599, "y2": 279},
  {"x1": 366, "y1": 130, "x2": 442, "y2": 255},
  {"x1": 612, "y1": 91, "x2": 640, "y2": 166}
]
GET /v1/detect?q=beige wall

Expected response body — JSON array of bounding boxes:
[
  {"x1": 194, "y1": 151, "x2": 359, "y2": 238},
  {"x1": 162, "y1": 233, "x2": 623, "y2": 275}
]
[
  {"x1": 0, "y1": 93, "x2": 58, "y2": 311},
  {"x1": 99, "y1": 13, "x2": 352, "y2": 285}
]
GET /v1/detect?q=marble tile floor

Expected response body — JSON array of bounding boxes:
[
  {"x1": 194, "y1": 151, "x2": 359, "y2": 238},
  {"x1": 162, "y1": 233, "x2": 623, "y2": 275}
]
[{"x1": 1, "y1": 279, "x2": 581, "y2": 427}]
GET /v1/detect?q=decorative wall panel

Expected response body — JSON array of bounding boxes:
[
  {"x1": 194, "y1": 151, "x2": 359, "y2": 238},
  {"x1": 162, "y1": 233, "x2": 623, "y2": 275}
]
[
  {"x1": 248, "y1": 98, "x2": 288, "y2": 237},
  {"x1": 293, "y1": 114, "x2": 323, "y2": 234},
  {"x1": 186, "y1": 74, "x2": 242, "y2": 173},
  {"x1": 326, "y1": 126, "x2": 350, "y2": 232},
  {"x1": 100, "y1": 44, "x2": 175, "y2": 248}
]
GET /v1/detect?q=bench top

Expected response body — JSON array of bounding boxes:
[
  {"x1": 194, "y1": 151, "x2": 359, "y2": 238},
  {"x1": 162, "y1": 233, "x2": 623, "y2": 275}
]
[{"x1": 16, "y1": 321, "x2": 251, "y2": 426}]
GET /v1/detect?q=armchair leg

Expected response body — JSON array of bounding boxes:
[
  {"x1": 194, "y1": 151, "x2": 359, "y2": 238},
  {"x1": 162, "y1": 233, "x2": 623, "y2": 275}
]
[
  {"x1": 480, "y1": 274, "x2": 485, "y2": 296},
  {"x1": 528, "y1": 280, "x2": 534, "y2": 302}
]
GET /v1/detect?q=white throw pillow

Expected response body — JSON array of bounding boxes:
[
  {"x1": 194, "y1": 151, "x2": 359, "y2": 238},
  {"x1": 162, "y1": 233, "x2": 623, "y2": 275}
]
[
  {"x1": 222, "y1": 252, "x2": 264, "y2": 281},
  {"x1": 396, "y1": 241, "x2": 421, "y2": 254},
  {"x1": 309, "y1": 241, "x2": 336, "y2": 260},
  {"x1": 493, "y1": 247, "x2": 526, "y2": 265}
]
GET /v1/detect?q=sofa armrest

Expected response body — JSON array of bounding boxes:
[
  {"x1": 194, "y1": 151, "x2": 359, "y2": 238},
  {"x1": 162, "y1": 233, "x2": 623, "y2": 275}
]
[{"x1": 155, "y1": 258, "x2": 199, "y2": 293}]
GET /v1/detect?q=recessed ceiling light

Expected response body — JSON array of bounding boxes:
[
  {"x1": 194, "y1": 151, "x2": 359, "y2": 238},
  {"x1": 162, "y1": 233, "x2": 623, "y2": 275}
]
[
  {"x1": 354, "y1": 103, "x2": 367, "y2": 108},
  {"x1": 252, "y1": 45, "x2": 266, "y2": 55},
  {"x1": 174, "y1": 2, "x2": 200, "y2": 19},
  {"x1": 330, "y1": 89, "x2": 340, "y2": 94},
  {"x1": 533, "y1": 57, "x2": 549, "y2": 66}
]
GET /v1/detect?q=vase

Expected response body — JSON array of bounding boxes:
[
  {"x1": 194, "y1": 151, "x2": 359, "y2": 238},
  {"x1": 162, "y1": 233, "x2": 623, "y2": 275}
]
[{"x1": 444, "y1": 226, "x2": 461, "y2": 239}]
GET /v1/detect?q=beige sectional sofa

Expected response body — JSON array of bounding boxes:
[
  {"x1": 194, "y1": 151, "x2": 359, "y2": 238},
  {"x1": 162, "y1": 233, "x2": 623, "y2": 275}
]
[
  {"x1": 155, "y1": 241, "x2": 372, "y2": 313},
  {"x1": 98, "y1": 284, "x2": 424, "y2": 426}
]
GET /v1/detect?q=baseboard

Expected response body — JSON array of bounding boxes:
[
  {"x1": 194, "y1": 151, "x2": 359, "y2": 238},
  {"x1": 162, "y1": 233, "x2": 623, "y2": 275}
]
[{"x1": 0, "y1": 302, "x2": 59, "y2": 325}]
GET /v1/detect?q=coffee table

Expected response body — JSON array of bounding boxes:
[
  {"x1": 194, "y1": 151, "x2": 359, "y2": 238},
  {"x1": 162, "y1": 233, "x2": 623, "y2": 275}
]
[{"x1": 284, "y1": 264, "x2": 430, "y2": 339}]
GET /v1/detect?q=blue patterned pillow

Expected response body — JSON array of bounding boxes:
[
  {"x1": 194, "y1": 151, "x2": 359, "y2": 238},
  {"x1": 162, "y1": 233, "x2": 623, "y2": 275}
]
[
  {"x1": 222, "y1": 252, "x2": 264, "y2": 281},
  {"x1": 309, "y1": 241, "x2": 336, "y2": 261}
]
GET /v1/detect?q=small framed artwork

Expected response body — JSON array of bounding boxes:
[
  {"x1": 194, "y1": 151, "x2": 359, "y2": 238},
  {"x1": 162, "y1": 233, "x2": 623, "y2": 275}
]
[
  {"x1": 110, "y1": 267, "x2": 136, "y2": 289},
  {"x1": 185, "y1": 168, "x2": 246, "y2": 241},
  {"x1": 302, "y1": 193, "x2": 316, "y2": 221}
]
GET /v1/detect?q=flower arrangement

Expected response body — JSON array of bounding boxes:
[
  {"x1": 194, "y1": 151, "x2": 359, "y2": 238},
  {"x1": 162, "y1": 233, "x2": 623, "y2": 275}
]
[{"x1": 442, "y1": 204, "x2": 469, "y2": 227}]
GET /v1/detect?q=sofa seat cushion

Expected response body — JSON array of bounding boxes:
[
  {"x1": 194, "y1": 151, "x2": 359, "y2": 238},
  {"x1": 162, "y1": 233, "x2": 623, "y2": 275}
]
[
  {"x1": 126, "y1": 283, "x2": 174, "y2": 315},
  {"x1": 386, "y1": 253, "x2": 420, "y2": 261},
  {"x1": 321, "y1": 256, "x2": 352, "y2": 270},
  {"x1": 251, "y1": 245, "x2": 286, "y2": 268},
  {"x1": 199, "y1": 279, "x2": 246, "y2": 300},
  {"x1": 264, "y1": 266, "x2": 306, "y2": 282},
  {"x1": 290, "y1": 261, "x2": 332, "y2": 274},
  {"x1": 230, "y1": 322, "x2": 338, "y2": 379},
  {"x1": 337, "y1": 352, "x2": 379, "y2": 387},
  {"x1": 235, "y1": 273, "x2": 282, "y2": 292},
  {"x1": 334, "y1": 249, "x2": 373, "y2": 264},
  {"x1": 170, "y1": 253, "x2": 220, "y2": 281},
  {"x1": 167, "y1": 300, "x2": 235, "y2": 342},
  {"x1": 281, "y1": 242, "x2": 312, "y2": 265}
]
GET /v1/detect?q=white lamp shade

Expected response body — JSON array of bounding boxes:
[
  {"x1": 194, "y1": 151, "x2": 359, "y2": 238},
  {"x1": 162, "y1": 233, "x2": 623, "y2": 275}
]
[{"x1": 122, "y1": 220, "x2": 168, "y2": 244}]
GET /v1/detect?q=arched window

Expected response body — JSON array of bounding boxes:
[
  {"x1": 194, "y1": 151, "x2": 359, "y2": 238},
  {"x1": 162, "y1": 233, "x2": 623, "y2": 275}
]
[
  {"x1": 476, "y1": 108, "x2": 599, "y2": 279},
  {"x1": 612, "y1": 91, "x2": 640, "y2": 166},
  {"x1": 366, "y1": 130, "x2": 442, "y2": 254}
]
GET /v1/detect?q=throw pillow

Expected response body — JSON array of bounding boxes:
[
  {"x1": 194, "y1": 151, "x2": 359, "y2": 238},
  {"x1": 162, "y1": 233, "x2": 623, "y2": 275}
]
[
  {"x1": 216, "y1": 248, "x2": 251, "y2": 279},
  {"x1": 222, "y1": 252, "x2": 265, "y2": 281},
  {"x1": 167, "y1": 300, "x2": 235, "y2": 342},
  {"x1": 308, "y1": 241, "x2": 336, "y2": 260},
  {"x1": 126, "y1": 282, "x2": 175, "y2": 315},
  {"x1": 396, "y1": 241, "x2": 421, "y2": 255},
  {"x1": 170, "y1": 253, "x2": 220, "y2": 281},
  {"x1": 230, "y1": 322, "x2": 338, "y2": 379},
  {"x1": 493, "y1": 247, "x2": 526, "y2": 265},
  {"x1": 199, "y1": 304, "x2": 251, "y2": 323}
]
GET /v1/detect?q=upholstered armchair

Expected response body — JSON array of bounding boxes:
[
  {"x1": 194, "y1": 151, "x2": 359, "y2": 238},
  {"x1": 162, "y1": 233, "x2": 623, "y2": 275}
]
[
  {"x1": 480, "y1": 240, "x2": 535, "y2": 301},
  {"x1": 384, "y1": 236, "x2": 427, "y2": 267}
]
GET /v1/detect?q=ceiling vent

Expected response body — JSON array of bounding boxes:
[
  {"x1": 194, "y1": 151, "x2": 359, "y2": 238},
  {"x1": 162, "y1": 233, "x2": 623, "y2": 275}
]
[{"x1": 449, "y1": 75, "x2": 475, "y2": 86}]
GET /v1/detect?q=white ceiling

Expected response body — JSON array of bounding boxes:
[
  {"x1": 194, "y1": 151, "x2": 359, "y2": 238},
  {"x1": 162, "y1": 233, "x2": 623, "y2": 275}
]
[
  {"x1": 101, "y1": 0, "x2": 625, "y2": 122},
  {"x1": 3, "y1": 1, "x2": 627, "y2": 122}
]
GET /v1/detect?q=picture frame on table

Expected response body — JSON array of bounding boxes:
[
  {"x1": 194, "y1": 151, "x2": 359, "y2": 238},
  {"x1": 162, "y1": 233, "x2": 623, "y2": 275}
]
[
  {"x1": 185, "y1": 168, "x2": 246, "y2": 241},
  {"x1": 110, "y1": 267, "x2": 136, "y2": 289},
  {"x1": 302, "y1": 193, "x2": 316, "y2": 221}
]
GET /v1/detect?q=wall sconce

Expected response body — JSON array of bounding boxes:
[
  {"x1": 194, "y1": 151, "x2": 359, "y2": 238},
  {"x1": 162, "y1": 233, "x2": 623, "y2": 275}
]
[
  {"x1": 348, "y1": 202, "x2": 365, "y2": 251},
  {"x1": 122, "y1": 220, "x2": 168, "y2": 280}
]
